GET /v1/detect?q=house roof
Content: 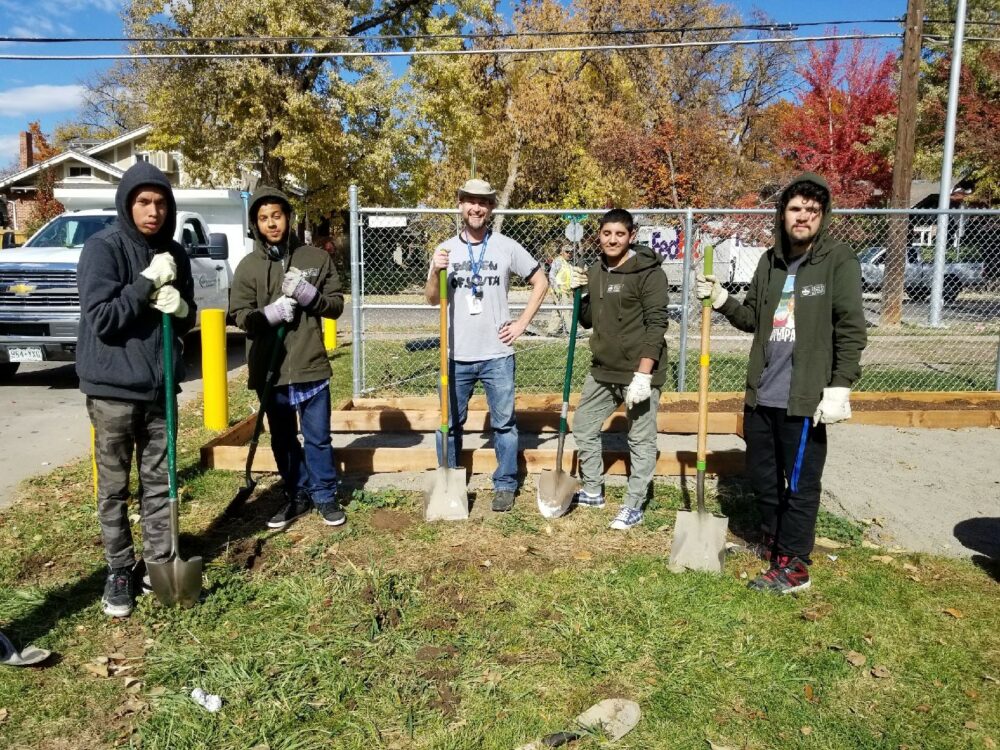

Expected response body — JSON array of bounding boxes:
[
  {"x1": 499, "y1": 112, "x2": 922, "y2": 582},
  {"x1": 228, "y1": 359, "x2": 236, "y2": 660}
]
[
  {"x1": 0, "y1": 150, "x2": 127, "y2": 190},
  {"x1": 0, "y1": 125, "x2": 151, "y2": 191}
]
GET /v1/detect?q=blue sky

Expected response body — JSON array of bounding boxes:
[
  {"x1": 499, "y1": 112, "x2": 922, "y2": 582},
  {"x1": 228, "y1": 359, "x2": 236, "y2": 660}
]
[{"x1": 0, "y1": 0, "x2": 908, "y2": 169}]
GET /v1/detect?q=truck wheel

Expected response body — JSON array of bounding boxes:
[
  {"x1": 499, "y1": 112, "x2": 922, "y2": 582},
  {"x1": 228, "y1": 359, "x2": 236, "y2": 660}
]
[
  {"x1": 942, "y1": 277, "x2": 961, "y2": 304},
  {"x1": 0, "y1": 363, "x2": 20, "y2": 380},
  {"x1": 905, "y1": 285, "x2": 929, "y2": 302}
]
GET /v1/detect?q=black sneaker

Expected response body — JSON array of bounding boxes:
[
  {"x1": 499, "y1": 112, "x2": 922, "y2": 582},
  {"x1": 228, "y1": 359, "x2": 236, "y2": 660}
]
[
  {"x1": 492, "y1": 489, "x2": 515, "y2": 512},
  {"x1": 267, "y1": 492, "x2": 313, "y2": 530},
  {"x1": 317, "y1": 502, "x2": 347, "y2": 527},
  {"x1": 102, "y1": 567, "x2": 136, "y2": 618}
]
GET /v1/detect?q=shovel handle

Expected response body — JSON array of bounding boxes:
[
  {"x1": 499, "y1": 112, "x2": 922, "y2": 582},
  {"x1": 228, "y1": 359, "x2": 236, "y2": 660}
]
[
  {"x1": 439, "y1": 269, "x2": 450, "y2": 439},
  {"x1": 696, "y1": 245, "x2": 713, "y2": 513},
  {"x1": 161, "y1": 312, "x2": 178, "y2": 501}
]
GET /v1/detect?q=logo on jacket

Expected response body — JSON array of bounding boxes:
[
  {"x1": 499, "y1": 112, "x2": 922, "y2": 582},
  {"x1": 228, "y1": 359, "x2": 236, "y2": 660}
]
[
  {"x1": 800, "y1": 284, "x2": 826, "y2": 297},
  {"x1": 606, "y1": 283, "x2": 623, "y2": 294},
  {"x1": 7, "y1": 283, "x2": 36, "y2": 297}
]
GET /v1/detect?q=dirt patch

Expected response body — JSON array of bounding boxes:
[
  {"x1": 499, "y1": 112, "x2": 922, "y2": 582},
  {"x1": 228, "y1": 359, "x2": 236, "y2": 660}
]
[
  {"x1": 224, "y1": 537, "x2": 264, "y2": 571},
  {"x1": 669, "y1": 396, "x2": 995, "y2": 412},
  {"x1": 416, "y1": 644, "x2": 459, "y2": 661},
  {"x1": 668, "y1": 397, "x2": 744, "y2": 412},
  {"x1": 371, "y1": 509, "x2": 415, "y2": 533},
  {"x1": 361, "y1": 582, "x2": 403, "y2": 631},
  {"x1": 429, "y1": 682, "x2": 461, "y2": 716}
]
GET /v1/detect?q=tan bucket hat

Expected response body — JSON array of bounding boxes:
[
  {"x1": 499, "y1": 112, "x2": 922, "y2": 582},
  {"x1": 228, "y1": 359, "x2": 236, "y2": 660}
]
[{"x1": 457, "y1": 178, "x2": 497, "y2": 203}]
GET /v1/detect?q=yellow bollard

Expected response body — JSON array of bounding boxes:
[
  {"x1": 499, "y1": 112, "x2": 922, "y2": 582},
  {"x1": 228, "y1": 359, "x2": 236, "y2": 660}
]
[
  {"x1": 201, "y1": 308, "x2": 229, "y2": 430},
  {"x1": 324, "y1": 318, "x2": 337, "y2": 351}
]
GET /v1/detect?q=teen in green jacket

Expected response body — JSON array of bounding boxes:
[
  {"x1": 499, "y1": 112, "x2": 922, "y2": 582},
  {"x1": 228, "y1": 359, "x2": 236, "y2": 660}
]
[
  {"x1": 697, "y1": 172, "x2": 867, "y2": 593},
  {"x1": 229, "y1": 187, "x2": 345, "y2": 530}
]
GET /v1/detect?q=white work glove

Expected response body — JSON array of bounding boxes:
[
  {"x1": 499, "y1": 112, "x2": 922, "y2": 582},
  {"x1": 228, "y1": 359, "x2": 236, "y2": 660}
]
[
  {"x1": 624, "y1": 372, "x2": 653, "y2": 409},
  {"x1": 149, "y1": 285, "x2": 189, "y2": 318},
  {"x1": 263, "y1": 295, "x2": 297, "y2": 326},
  {"x1": 141, "y1": 253, "x2": 176, "y2": 289},
  {"x1": 695, "y1": 273, "x2": 728, "y2": 310},
  {"x1": 281, "y1": 266, "x2": 319, "y2": 307},
  {"x1": 813, "y1": 386, "x2": 852, "y2": 424},
  {"x1": 569, "y1": 266, "x2": 588, "y2": 290}
]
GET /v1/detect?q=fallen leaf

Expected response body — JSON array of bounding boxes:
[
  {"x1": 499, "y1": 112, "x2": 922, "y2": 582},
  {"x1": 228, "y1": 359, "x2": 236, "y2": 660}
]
[
  {"x1": 800, "y1": 726, "x2": 813, "y2": 736},
  {"x1": 914, "y1": 704, "x2": 932, "y2": 713},
  {"x1": 861, "y1": 540, "x2": 882, "y2": 549},
  {"x1": 965, "y1": 721, "x2": 980, "y2": 730},
  {"x1": 814, "y1": 536, "x2": 846, "y2": 549},
  {"x1": 147, "y1": 686, "x2": 167, "y2": 697},
  {"x1": 114, "y1": 698, "x2": 148, "y2": 718},
  {"x1": 94, "y1": 655, "x2": 110, "y2": 665},
  {"x1": 965, "y1": 688, "x2": 980, "y2": 700},
  {"x1": 83, "y1": 663, "x2": 110, "y2": 678},
  {"x1": 108, "y1": 652, "x2": 127, "y2": 661},
  {"x1": 801, "y1": 603, "x2": 833, "y2": 622},
  {"x1": 846, "y1": 651, "x2": 867, "y2": 667},
  {"x1": 863, "y1": 634, "x2": 874, "y2": 646},
  {"x1": 481, "y1": 559, "x2": 492, "y2": 568},
  {"x1": 871, "y1": 665, "x2": 891, "y2": 679},
  {"x1": 983, "y1": 737, "x2": 996, "y2": 749},
  {"x1": 871, "y1": 555, "x2": 896, "y2": 564},
  {"x1": 0, "y1": 708, "x2": 7, "y2": 723},
  {"x1": 902, "y1": 563, "x2": 919, "y2": 573},
  {"x1": 572, "y1": 550, "x2": 593, "y2": 561},
  {"x1": 933, "y1": 679, "x2": 945, "y2": 688},
  {"x1": 943, "y1": 608, "x2": 964, "y2": 619},
  {"x1": 803, "y1": 684, "x2": 817, "y2": 703}
]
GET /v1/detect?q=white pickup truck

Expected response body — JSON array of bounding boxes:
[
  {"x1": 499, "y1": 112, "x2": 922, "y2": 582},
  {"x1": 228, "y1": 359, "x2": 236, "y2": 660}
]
[{"x1": 0, "y1": 208, "x2": 232, "y2": 379}]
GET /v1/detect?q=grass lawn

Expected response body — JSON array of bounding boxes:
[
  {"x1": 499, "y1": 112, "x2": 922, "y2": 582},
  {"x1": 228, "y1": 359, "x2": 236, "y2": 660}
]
[{"x1": 0, "y1": 355, "x2": 998, "y2": 749}]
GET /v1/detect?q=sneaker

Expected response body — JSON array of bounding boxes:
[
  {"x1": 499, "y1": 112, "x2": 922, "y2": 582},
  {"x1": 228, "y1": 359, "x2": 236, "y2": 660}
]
[
  {"x1": 102, "y1": 567, "x2": 136, "y2": 618},
  {"x1": 748, "y1": 555, "x2": 811, "y2": 594},
  {"x1": 609, "y1": 506, "x2": 643, "y2": 530},
  {"x1": 492, "y1": 490, "x2": 515, "y2": 512},
  {"x1": 573, "y1": 489, "x2": 606, "y2": 509},
  {"x1": 267, "y1": 492, "x2": 313, "y2": 530},
  {"x1": 317, "y1": 502, "x2": 347, "y2": 527}
]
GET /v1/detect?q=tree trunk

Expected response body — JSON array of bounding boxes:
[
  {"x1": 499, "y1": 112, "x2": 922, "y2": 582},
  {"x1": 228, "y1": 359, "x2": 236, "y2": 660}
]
[{"x1": 493, "y1": 127, "x2": 523, "y2": 236}]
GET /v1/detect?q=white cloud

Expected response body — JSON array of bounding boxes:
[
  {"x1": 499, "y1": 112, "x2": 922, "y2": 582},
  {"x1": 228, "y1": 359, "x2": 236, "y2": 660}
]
[
  {"x1": 0, "y1": 134, "x2": 22, "y2": 169},
  {"x1": 0, "y1": 85, "x2": 86, "y2": 117}
]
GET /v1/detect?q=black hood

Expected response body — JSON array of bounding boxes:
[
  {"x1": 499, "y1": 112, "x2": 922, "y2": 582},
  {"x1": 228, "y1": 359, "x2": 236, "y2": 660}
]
[
  {"x1": 247, "y1": 185, "x2": 300, "y2": 261},
  {"x1": 114, "y1": 161, "x2": 176, "y2": 248},
  {"x1": 775, "y1": 171, "x2": 835, "y2": 261}
]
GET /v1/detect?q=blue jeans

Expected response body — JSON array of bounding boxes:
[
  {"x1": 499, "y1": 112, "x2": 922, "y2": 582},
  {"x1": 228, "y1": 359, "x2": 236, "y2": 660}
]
[
  {"x1": 436, "y1": 355, "x2": 518, "y2": 492},
  {"x1": 264, "y1": 383, "x2": 339, "y2": 505}
]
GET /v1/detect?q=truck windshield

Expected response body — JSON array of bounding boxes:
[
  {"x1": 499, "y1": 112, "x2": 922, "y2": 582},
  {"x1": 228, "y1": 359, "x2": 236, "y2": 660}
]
[{"x1": 25, "y1": 215, "x2": 117, "y2": 249}]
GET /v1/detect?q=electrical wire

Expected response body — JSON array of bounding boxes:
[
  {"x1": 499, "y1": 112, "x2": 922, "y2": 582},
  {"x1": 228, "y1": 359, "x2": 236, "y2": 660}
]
[{"x1": 0, "y1": 32, "x2": 905, "y2": 62}]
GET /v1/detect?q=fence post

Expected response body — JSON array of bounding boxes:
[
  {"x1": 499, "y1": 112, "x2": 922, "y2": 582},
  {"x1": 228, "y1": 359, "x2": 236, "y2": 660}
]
[
  {"x1": 201, "y1": 308, "x2": 228, "y2": 430},
  {"x1": 677, "y1": 208, "x2": 694, "y2": 391},
  {"x1": 349, "y1": 184, "x2": 362, "y2": 397},
  {"x1": 995, "y1": 331, "x2": 1000, "y2": 392}
]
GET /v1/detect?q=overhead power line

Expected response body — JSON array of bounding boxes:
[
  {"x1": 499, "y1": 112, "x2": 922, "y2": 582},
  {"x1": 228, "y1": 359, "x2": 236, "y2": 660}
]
[
  {"x1": 0, "y1": 19, "x2": 909, "y2": 45},
  {"x1": 0, "y1": 32, "x2": 905, "y2": 62}
]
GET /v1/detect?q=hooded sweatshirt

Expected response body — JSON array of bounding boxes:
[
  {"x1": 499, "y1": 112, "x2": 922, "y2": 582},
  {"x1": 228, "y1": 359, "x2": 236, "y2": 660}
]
[
  {"x1": 578, "y1": 244, "x2": 671, "y2": 387},
  {"x1": 229, "y1": 186, "x2": 344, "y2": 390},
  {"x1": 76, "y1": 161, "x2": 197, "y2": 401},
  {"x1": 715, "y1": 172, "x2": 867, "y2": 417}
]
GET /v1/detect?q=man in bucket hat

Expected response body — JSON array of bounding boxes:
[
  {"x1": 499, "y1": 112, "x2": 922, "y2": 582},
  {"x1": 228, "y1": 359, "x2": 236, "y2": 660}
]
[{"x1": 425, "y1": 178, "x2": 548, "y2": 512}]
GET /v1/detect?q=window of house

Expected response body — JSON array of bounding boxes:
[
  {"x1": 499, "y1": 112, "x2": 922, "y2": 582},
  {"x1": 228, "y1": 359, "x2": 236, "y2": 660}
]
[{"x1": 68, "y1": 166, "x2": 92, "y2": 178}]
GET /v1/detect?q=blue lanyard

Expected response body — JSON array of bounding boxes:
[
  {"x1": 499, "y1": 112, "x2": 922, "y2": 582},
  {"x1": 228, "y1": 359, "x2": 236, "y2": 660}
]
[{"x1": 464, "y1": 230, "x2": 490, "y2": 295}]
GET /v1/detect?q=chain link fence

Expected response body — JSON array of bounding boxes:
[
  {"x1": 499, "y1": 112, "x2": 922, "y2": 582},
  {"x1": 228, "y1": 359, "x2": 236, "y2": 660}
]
[{"x1": 346, "y1": 193, "x2": 1000, "y2": 398}]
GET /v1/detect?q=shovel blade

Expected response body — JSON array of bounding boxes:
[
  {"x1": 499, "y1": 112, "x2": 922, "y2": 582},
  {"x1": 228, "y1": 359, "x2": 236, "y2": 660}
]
[
  {"x1": 424, "y1": 467, "x2": 469, "y2": 522},
  {"x1": 147, "y1": 555, "x2": 204, "y2": 608},
  {"x1": 537, "y1": 469, "x2": 580, "y2": 519},
  {"x1": 668, "y1": 510, "x2": 729, "y2": 573},
  {"x1": 573, "y1": 698, "x2": 642, "y2": 741},
  {"x1": 0, "y1": 632, "x2": 51, "y2": 668}
]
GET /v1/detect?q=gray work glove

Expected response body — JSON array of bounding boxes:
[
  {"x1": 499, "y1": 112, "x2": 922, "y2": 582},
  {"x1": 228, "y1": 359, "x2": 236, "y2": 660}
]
[
  {"x1": 263, "y1": 295, "x2": 297, "y2": 326},
  {"x1": 141, "y1": 253, "x2": 176, "y2": 289},
  {"x1": 150, "y1": 285, "x2": 189, "y2": 318},
  {"x1": 281, "y1": 267, "x2": 319, "y2": 308},
  {"x1": 695, "y1": 273, "x2": 728, "y2": 309}
]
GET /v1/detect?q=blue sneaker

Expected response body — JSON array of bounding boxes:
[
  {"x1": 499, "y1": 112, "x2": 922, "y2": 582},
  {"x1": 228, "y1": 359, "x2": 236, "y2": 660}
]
[
  {"x1": 609, "y1": 506, "x2": 643, "y2": 530},
  {"x1": 573, "y1": 489, "x2": 605, "y2": 508}
]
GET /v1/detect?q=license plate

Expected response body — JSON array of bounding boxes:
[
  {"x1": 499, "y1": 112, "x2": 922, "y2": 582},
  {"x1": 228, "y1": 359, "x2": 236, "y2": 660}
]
[{"x1": 7, "y1": 346, "x2": 43, "y2": 362}]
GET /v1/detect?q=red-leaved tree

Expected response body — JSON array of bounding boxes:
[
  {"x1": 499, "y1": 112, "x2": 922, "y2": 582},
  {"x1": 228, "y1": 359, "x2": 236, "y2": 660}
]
[{"x1": 779, "y1": 36, "x2": 896, "y2": 207}]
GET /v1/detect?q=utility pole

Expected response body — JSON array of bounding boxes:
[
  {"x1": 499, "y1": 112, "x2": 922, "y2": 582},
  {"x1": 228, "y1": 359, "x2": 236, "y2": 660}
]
[{"x1": 883, "y1": 0, "x2": 925, "y2": 326}]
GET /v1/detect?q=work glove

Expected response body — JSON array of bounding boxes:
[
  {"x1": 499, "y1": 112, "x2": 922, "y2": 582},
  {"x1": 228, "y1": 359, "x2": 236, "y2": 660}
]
[
  {"x1": 281, "y1": 266, "x2": 319, "y2": 308},
  {"x1": 263, "y1": 295, "x2": 297, "y2": 326},
  {"x1": 624, "y1": 372, "x2": 653, "y2": 409},
  {"x1": 695, "y1": 273, "x2": 728, "y2": 310},
  {"x1": 141, "y1": 253, "x2": 176, "y2": 289},
  {"x1": 569, "y1": 266, "x2": 588, "y2": 290},
  {"x1": 813, "y1": 386, "x2": 852, "y2": 424},
  {"x1": 149, "y1": 285, "x2": 189, "y2": 318}
]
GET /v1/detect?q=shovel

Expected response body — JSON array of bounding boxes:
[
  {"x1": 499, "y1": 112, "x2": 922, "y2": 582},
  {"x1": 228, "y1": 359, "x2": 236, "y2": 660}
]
[
  {"x1": 224, "y1": 324, "x2": 287, "y2": 516},
  {"x1": 424, "y1": 268, "x2": 468, "y2": 522},
  {"x1": 668, "y1": 246, "x2": 729, "y2": 573},
  {"x1": 0, "y1": 630, "x2": 51, "y2": 667},
  {"x1": 147, "y1": 312, "x2": 204, "y2": 607},
  {"x1": 515, "y1": 698, "x2": 641, "y2": 749},
  {"x1": 537, "y1": 287, "x2": 581, "y2": 518}
]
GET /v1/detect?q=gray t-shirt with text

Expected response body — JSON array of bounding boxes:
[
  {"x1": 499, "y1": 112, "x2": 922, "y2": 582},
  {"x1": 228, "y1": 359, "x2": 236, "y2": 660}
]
[
  {"x1": 756, "y1": 253, "x2": 807, "y2": 409},
  {"x1": 431, "y1": 232, "x2": 540, "y2": 361}
]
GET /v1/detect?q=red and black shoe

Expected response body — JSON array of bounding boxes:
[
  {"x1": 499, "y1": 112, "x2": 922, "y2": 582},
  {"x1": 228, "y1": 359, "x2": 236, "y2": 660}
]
[{"x1": 748, "y1": 554, "x2": 811, "y2": 594}]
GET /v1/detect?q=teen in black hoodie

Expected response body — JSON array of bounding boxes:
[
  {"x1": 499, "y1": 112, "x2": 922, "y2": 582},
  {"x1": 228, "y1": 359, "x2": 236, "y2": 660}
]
[
  {"x1": 77, "y1": 161, "x2": 196, "y2": 618},
  {"x1": 569, "y1": 209, "x2": 670, "y2": 530}
]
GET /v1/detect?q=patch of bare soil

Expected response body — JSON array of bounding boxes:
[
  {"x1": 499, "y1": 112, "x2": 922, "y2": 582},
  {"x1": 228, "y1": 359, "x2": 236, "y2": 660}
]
[
  {"x1": 224, "y1": 537, "x2": 264, "y2": 571},
  {"x1": 668, "y1": 396, "x2": 995, "y2": 412},
  {"x1": 371, "y1": 509, "x2": 416, "y2": 533}
]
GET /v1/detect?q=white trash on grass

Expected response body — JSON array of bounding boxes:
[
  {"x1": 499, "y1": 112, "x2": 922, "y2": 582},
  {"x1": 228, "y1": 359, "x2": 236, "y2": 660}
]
[{"x1": 191, "y1": 687, "x2": 222, "y2": 712}]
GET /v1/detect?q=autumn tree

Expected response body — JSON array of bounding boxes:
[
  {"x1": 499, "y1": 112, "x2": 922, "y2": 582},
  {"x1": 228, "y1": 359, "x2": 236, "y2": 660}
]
[{"x1": 778, "y1": 36, "x2": 896, "y2": 207}]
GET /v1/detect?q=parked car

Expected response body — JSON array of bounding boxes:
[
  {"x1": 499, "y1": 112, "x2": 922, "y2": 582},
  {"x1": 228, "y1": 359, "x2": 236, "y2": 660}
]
[
  {"x1": 0, "y1": 208, "x2": 231, "y2": 379},
  {"x1": 858, "y1": 245, "x2": 983, "y2": 304}
]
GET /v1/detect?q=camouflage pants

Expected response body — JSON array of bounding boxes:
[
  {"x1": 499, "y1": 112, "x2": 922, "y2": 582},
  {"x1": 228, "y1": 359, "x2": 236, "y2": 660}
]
[{"x1": 86, "y1": 397, "x2": 172, "y2": 569}]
